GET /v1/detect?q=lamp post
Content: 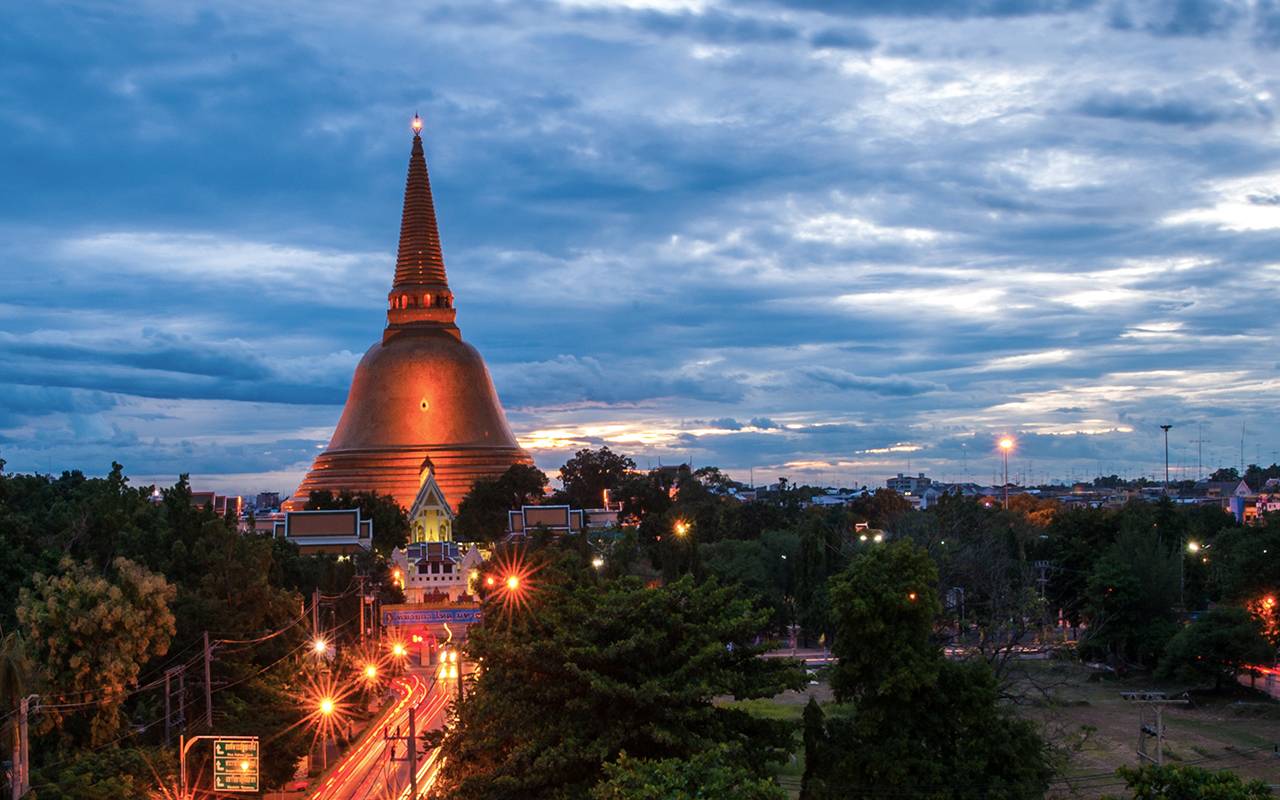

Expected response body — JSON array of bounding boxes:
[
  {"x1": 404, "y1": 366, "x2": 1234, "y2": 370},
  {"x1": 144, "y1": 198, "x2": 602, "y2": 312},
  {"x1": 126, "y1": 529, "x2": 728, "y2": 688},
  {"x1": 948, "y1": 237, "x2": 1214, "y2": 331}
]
[
  {"x1": 998, "y1": 437, "x2": 1015, "y2": 510},
  {"x1": 1160, "y1": 424, "x2": 1172, "y2": 496},
  {"x1": 1182, "y1": 540, "x2": 1200, "y2": 610}
]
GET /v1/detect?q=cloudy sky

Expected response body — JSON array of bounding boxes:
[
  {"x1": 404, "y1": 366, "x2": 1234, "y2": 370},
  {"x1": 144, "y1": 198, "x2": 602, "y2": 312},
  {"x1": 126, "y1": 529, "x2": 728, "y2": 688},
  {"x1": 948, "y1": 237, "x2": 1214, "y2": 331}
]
[{"x1": 4, "y1": 0, "x2": 1280, "y2": 495}]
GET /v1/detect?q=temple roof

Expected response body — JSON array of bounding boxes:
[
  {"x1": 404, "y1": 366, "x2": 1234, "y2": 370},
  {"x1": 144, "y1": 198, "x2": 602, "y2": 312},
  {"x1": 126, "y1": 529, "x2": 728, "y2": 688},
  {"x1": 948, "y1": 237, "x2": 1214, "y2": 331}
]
[{"x1": 393, "y1": 116, "x2": 449, "y2": 290}]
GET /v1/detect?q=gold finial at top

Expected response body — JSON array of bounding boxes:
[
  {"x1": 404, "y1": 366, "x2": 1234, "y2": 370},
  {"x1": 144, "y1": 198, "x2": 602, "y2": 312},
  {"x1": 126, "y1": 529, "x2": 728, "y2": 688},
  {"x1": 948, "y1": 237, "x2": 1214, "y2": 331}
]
[{"x1": 411, "y1": 113, "x2": 423, "y2": 135}]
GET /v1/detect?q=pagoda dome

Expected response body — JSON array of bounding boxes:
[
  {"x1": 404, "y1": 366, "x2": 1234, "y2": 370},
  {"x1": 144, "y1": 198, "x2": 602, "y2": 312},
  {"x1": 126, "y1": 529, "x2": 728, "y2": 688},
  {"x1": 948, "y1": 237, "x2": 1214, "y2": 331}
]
[
  {"x1": 329, "y1": 331, "x2": 517, "y2": 453},
  {"x1": 288, "y1": 115, "x2": 531, "y2": 512}
]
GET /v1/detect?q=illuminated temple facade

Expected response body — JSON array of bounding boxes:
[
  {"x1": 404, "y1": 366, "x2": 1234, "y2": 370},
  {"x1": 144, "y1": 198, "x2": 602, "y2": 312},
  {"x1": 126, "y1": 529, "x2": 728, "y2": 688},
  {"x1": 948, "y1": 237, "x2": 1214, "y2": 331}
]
[{"x1": 288, "y1": 117, "x2": 531, "y2": 512}]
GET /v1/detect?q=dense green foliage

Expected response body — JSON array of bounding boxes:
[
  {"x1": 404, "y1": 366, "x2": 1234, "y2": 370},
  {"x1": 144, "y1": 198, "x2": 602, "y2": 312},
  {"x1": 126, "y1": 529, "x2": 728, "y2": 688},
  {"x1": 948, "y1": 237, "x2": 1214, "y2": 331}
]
[
  {"x1": 4, "y1": 448, "x2": 1278, "y2": 798},
  {"x1": 558, "y1": 447, "x2": 636, "y2": 510},
  {"x1": 455, "y1": 463, "x2": 550, "y2": 541},
  {"x1": 0, "y1": 465, "x2": 374, "y2": 793},
  {"x1": 1105, "y1": 764, "x2": 1273, "y2": 800},
  {"x1": 591, "y1": 746, "x2": 787, "y2": 800},
  {"x1": 1158, "y1": 607, "x2": 1274, "y2": 689},
  {"x1": 18, "y1": 557, "x2": 175, "y2": 745},
  {"x1": 426, "y1": 541, "x2": 801, "y2": 799},
  {"x1": 805, "y1": 540, "x2": 1054, "y2": 800}
]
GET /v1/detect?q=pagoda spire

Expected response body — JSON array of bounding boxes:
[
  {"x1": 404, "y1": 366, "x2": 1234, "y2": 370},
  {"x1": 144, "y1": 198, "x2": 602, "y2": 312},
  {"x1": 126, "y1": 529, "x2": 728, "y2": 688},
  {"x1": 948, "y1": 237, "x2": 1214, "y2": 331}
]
[{"x1": 387, "y1": 114, "x2": 457, "y2": 332}]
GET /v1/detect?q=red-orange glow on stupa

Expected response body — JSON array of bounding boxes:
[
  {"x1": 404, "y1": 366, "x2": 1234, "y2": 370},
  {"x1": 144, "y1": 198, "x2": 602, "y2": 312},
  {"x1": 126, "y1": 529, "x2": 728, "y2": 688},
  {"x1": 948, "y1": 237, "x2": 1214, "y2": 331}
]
[{"x1": 287, "y1": 116, "x2": 531, "y2": 512}]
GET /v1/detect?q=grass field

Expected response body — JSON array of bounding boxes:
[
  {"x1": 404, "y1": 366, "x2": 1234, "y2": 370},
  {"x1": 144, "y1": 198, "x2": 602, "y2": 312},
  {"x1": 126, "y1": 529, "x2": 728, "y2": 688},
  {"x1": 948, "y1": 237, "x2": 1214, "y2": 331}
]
[{"x1": 727, "y1": 660, "x2": 1280, "y2": 799}]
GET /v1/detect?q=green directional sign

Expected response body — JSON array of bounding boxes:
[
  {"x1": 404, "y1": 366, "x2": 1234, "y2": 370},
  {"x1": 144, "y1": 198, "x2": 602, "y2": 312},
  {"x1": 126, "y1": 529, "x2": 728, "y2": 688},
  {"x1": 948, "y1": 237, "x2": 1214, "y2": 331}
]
[{"x1": 213, "y1": 737, "x2": 259, "y2": 792}]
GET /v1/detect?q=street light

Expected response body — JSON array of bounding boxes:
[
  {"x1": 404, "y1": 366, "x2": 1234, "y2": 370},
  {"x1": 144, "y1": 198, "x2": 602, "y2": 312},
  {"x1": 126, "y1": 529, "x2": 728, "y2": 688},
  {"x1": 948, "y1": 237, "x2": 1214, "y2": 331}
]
[
  {"x1": 1160, "y1": 424, "x2": 1173, "y2": 495},
  {"x1": 591, "y1": 556, "x2": 605, "y2": 570},
  {"x1": 1180, "y1": 541, "x2": 1202, "y2": 610},
  {"x1": 998, "y1": 436, "x2": 1015, "y2": 510},
  {"x1": 363, "y1": 663, "x2": 378, "y2": 680},
  {"x1": 505, "y1": 575, "x2": 521, "y2": 591},
  {"x1": 319, "y1": 697, "x2": 334, "y2": 716},
  {"x1": 390, "y1": 642, "x2": 407, "y2": 658},
  {"x1": 673, "y1": 520, "x2": 690, "y2": 537},
  {"x1": 312, "y1": 638, "x2": 328, "y2": 655}
]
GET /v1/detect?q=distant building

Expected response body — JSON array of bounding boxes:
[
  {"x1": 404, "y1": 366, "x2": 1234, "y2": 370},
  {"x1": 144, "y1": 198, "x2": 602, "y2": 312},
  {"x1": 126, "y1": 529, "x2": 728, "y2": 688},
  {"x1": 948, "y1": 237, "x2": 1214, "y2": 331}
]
[
  {"x1": 506, "y1": 504, "x2": 619, "y2": 538},
  {"x1": 886, "y1": 473, "x2": 932, "y2": 495},
  {"x1": 191, "y1": 490, "x2": 242, "y2": 518},
  {"x1": 255, "y1": 491, "x2": 281, "y2": 511},
  {"x1": 274, "y1": 509, "x2": 373, "y2": 555},
  {"x1": 806, "y1": 488, "x2": 869, "y2": 508}
]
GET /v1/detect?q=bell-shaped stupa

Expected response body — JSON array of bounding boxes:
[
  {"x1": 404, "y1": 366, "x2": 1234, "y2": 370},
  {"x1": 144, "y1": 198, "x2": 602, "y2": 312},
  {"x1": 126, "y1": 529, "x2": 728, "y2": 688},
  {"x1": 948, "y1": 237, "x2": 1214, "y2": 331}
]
[{"x1": 287, "y1": 115, "x2": 531, "y2": 511}]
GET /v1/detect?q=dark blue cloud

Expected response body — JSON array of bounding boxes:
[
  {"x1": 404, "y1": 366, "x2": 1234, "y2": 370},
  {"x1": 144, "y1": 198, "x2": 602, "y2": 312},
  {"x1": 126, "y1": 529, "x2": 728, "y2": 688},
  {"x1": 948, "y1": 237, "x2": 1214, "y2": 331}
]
[
  {"x1": 1108, "y1": 0, "x2": 1245, "y2": 37},
  {"x1": 809, "y1": 27, "x2": 878, "y2": 50},
  {"x1": 758, "y1": 0, "x2": 1096, "y2": 18},
  {"x1": 800, "y1": 367, "x2": 947, "y2": 397},
  {"x1": 1074, "y1": 88, "x2": 1263, "y2": 127}
]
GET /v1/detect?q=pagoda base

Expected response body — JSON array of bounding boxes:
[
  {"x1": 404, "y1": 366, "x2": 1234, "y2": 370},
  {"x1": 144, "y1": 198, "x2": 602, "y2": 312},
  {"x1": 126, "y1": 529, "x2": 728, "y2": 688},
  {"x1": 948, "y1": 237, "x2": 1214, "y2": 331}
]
[{"x1": 286, "y1": 444, "x2": 531, "y2": 513}]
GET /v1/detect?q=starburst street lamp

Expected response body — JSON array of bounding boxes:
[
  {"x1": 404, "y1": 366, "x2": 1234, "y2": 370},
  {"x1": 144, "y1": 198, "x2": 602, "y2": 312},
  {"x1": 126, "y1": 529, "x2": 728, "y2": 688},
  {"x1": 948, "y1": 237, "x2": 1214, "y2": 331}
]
[
  {"x1": 998, "y1": 436, "x2": 1015, "y2": 510},
  {"x1": 312, "y1": 638, "x2": 329, "y2": 656}
]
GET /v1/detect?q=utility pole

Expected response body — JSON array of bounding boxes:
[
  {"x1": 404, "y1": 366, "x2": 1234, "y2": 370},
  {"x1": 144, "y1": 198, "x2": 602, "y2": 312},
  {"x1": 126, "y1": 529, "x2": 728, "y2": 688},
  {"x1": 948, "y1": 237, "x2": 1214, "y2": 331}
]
[
  {"x1": 13, "y1": 695, "x2": 36, "y2": 800},
  {"x1": 312, "y1": 588, "x2": 321, "y2": 642},
  {"x1": 408, "y1": 704, "x2": 417, "y2": 799},
  {"x1": 386, "y1": 705, "x2": 419, "y2": 798},
  {"x1": 1123, "y1": 691, "x2": 1188, "y2": 766},
  {"x1": 358, "y1": 575, "x2": 366, "y2": 644},
  {"x1": 203, "y1": 631, "x2": 214, "y2": 730},
  {"x1": 1160, "y1": 425, "x2": 1172, "y2": 496},
  {"x1": 164, "y1": 666, "x2": 185, "y2": 746}
]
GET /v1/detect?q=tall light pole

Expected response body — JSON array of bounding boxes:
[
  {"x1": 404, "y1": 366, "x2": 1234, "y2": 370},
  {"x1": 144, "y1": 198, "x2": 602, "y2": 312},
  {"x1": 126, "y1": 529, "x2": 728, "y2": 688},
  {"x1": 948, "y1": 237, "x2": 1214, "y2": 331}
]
[
  {"x1": 998, "y1": 436, "x2": 1015, "y2": 510},
  {"x1": 1160, "y1": 424, "x2": 1172, "y2": 496}
]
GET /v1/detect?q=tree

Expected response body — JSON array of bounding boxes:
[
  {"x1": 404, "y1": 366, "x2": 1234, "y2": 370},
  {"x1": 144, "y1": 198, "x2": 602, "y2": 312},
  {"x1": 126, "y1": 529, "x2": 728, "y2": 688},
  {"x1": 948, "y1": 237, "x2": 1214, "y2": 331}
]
[
  {"x1": 828, "y1": 540, "x2": 941, "y2": 702},
  {"x1": 1105, "y1": 764, "x2": 1271, "y2": 800},
  {"x1": 800, "y1": 697, "x2": 826, "y2": 800},
  {"x1": 559, "y1": 447, "x2": 636, "y2": 510},
  {"x1": 1080, "y1": 520, "x2": 1180, "y2": 669},
  {"x1": 28, "y1": 745, "x2": 177, "y2": 800},
  {"x1": 17, "y1": 557, "x2": 176, "y2": 745},
  {"x1": 805, "y1": 540, "x2": 1052, "y2": 800},
  {"x1": 591, "y1": 747, "x2": 787, "y2": 800},
  {"x1": 426, "y1": 547, "x2": 802, "y2": 799},
  {"x1": 456, "y1": 464, "x2": 549, "y2": 541},
  {"x1": 1157, "y1": 607, "x2": 1275, "y2": 690}
]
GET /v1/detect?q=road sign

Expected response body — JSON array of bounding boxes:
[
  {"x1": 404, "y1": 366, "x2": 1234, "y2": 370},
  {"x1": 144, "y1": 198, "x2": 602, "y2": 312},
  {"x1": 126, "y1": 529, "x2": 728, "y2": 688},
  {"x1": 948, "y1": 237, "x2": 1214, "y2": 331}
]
[
  {"x1": 382, "y1": 606, "x2": 482, "y2": 626},
  {"x1": 213, "y1": 737, "x2": 259, "y2": 792}
]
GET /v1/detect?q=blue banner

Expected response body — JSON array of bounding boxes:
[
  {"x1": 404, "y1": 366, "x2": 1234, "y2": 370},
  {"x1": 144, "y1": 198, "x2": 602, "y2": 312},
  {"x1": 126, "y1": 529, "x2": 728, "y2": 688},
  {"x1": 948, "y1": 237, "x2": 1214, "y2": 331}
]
[{"x1": 382, "y1": 607, "x2": 483, "y2": 626}]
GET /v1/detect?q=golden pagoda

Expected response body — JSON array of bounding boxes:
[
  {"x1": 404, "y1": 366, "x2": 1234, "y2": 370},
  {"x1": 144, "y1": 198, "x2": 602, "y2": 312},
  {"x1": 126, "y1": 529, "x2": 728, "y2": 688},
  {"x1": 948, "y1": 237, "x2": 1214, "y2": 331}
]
[{"x1": 287, "y1": 116, "x2": 531, "y2": 512}]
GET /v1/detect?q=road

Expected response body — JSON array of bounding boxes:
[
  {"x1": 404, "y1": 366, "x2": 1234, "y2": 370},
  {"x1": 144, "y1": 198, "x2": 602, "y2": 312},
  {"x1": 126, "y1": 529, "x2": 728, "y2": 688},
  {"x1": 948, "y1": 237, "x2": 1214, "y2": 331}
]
[
  {"x1": 308, "y1": 672, "x2": 453, "y2": 800},
  {"x1": 1240, "y1": 664, "x2": 1280, "y2": 700}
]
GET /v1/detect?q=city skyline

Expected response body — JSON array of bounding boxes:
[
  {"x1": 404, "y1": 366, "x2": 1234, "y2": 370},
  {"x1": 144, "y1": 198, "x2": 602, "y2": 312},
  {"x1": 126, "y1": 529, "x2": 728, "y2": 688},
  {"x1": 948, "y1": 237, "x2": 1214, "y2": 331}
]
[{"x1": 4, "y1": 1, "x2": 1280, "y2": 494}]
